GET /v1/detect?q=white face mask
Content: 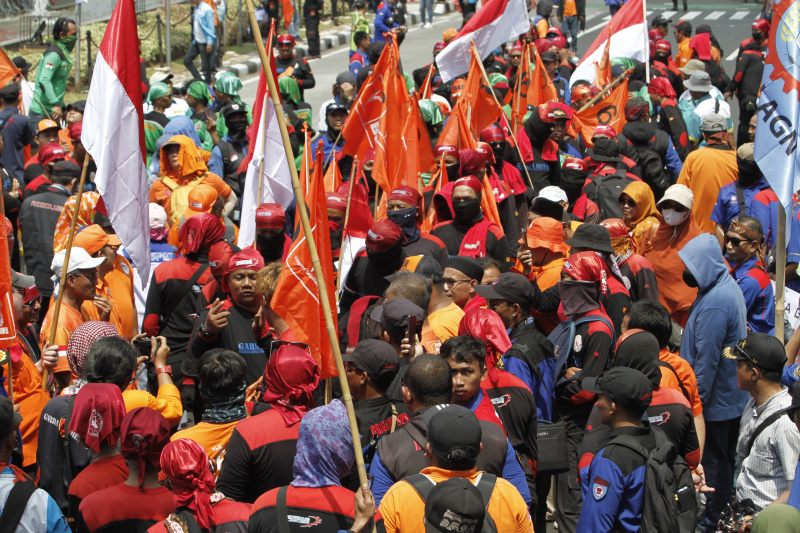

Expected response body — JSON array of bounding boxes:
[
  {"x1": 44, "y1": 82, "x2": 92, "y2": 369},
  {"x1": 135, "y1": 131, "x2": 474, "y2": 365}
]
[{"x1": 662, "y1": 208, "x2": 689, "y2": 227}]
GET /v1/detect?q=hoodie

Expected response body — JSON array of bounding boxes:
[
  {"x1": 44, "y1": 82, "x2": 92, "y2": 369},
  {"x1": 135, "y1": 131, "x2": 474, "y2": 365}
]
[{"x1": 678, "y1": 233, "x2": 748, "y2": 422}]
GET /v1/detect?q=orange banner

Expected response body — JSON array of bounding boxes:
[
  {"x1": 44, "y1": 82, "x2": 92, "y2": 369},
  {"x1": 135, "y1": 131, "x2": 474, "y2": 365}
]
[{"x1": 575, "y1": 79, "x2": 629, "y2": 147}]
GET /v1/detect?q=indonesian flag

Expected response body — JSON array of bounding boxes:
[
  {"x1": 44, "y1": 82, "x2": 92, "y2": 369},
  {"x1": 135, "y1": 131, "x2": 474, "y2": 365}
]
[
  {"x1": 82, "y1": 0, "x2": 151, "y2": 284},
  {"x1": 569, "y1": 0, "x2": 647, "y2": 88},
  {"x1": 435, "y1": 0, "x2": 530, "y2": 82}
]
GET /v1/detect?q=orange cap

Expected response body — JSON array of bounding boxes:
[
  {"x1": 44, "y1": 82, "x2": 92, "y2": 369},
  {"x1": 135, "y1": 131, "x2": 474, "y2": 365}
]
[
  {"x1": 184, "y1": 185, "x2": 219, "y2": 219},
  {"x1": 443, "y1": 28, "x2": 458, "y2": 42},
  {"x1": 73, "y1": 224, "x2": 121, "y2": 255},
  {"x1": 37, "y1": 119, "x2": 59, "y2": 133},
  {"x1": 525, "y1": 217, "x2": 569, "y2": 253}
]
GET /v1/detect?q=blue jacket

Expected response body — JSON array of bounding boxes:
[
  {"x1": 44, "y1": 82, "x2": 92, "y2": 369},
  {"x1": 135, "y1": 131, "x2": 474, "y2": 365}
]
[
  {"x1": 374, "y1": 2, "x2": 399, "y2": 43},
  {"x1": 678, "y1": 233, "x2": 748, "y2": 422},
  {"x1": 729, "y1": 255, "x2": 775, "y2": 335},
  {"x1": 710, "y1": 177, "x2": 771, "y2": 232},
  {"x1": 782, "y1": 364, "x2": 800, "y2": 389},
  {"x1": 750, "y1": 188, "x2": 780, "y2": 250},
  {"x1": 192, "y1": 2, "x2": 217, "y2": 45}
]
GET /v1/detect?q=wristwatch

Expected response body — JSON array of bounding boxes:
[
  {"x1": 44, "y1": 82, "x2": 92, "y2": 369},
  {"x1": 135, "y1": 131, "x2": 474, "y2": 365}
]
[
  {"x1": 199, "y1": 323, "x2": 215, "y2": 338},
  {"x1": 156, "y1": 365, "x2": 172, "y2": 377}
]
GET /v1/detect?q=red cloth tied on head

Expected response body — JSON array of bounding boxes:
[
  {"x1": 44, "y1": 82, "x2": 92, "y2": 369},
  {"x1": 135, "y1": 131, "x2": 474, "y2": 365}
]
[
  {"x1": 388, "y1": 186, "x2": 421, "y2": 207},
  {"x1": 458, "y1": 149, "x2": 486, "y2": 176},
  {"x1": 255, "y1": 203, "x2": 286, "y2": 229},
  {"x1": 563, "y1": 157, "x2": 588, "y2": 173},
  {"x1": 363, "y1": 147, "x2": 376, "y2": 163},
  {"x1": 69, "y1": 122, "x2": 82, "y2": 141},
  {"x1": 222, "y1": 248, "x2": 265, "y2": 293},
  {"x1": 366, "y1": 219, "x2": 404, "y2": 251},
  {"x1": 457, "y1": 308, "x2": 513, "y2": 383},
  {"x1": 475, "y1": 142, "x2": 495, "y2": 165},
  {"x1": 67, "y1": 321, "x2": 121, "y2": 379},
  {"x1": 120, "y1": 407, "x2": 170, "y2": 489},
  {"x1": 648, "y1": 29, "x2": 663, "y2": 40},
  {"x1": 655, "y1": 39, "x2": 671, "y2": 53},
  {"x1": 435, "y1": 144, "x2": 458, "y2": 158},
  {"x1": 538, "y1": 103, "x2": 556, "y2": 123},
  {"x1": 433, "y1": 41, "x2": 446, "y2": 52},
  {"x1": 326, "y1": 193, "x2": 348, "y2": 212},
  {"x1": 648, "y1": 76, "x2": 676, "y2": 98},
  {"x1": 262, "y1": 344, "x2": 320, "y2": 426},
  {"x1": 480, "y1": 126, "x2": 504, "y2": 143},
  {"x1": 551, "y1": 36, "x2": 567, "y2": 49},
  {"x1": 277, "y1": 34, "x2": 296, "y2": 46},
  {"x1": 510, "y1": 42, "x2": 523, "y2": 52},
  {"x1": 208, "y1": 241, "x2": 235, "y2": 278},
  {"x1": 453, "y1": 176, "x2": 482, "y2": 195},
  {"x1": 68, "y1": 383, "x2": 126, "y2": 453},
  {"x1": 562, "y1": 250, "x2": 613, "y2": 294},
  {"x1": 688, "y1": 33, "x2": 712, "y2": 61},
  {"x1": 592, "y1": 125, "x2": 617, "y2": 139},
  {"x1": 752, "y1": 19, "x2": 770, "y2": 33},
  {"x1": 161, "y1": 439, "x2": 217, "y2": 530},
  {"x1": 178, "y1": 212, "x2": 225, "y2": 254}
]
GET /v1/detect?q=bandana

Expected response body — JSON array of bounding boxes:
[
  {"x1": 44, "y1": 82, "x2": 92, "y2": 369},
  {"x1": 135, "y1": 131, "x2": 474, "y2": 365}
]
[
  {"x1": 388, "y1": 186, "x2": 421, "y2": 207},
  {"x1": 208, "y1": 241, "x2": 235, "y2": 278},
  {"x1": 326, "y1": 193, "x2": 348, "y2": 212},
  {"x1": 68, "y1": 383, "x2": 126, "y2": 453},
  {"x1": 648, "y1": 76, "x2": 676, "y2": 98},
  {"x1": 120, "y1": 407, "x2": 171, "y2": 489},
  {"x1": 563, "y1": 250, "x2": 614, "y2": 294},
  {"x1": 255, "y1": 203, "x2": 286, "y2": 229},
  {"x1": 453, "y1": 176, "x2": 482, "y2": 194},
  {"x1": 601, "y1": 218, "x2": 636, "y2": 260},
  {"x1": 199, "y1": 382, "x2": 248, "y2": 424},
  {"x1": 729, "y1": 221, "x2": 762, "y2": 243},
  {"x1": 592, "y1": 125, "x2": 617, "y2": 139},
  {"x1": 66, "y1": 321, "x2": 121, "y2": 382},
  {"x1": 221, "y1": 248, "x2": 265, "y2": 294},
  {"x1": 187, "y1": 81, "x2": 212, "y2": 102},
  {"x1": 161, "y1": 439, "x2": 217, "y2": 530},
  {"x1": 366, "y1": 219, "x2": 404, "y2": 252},
  {"x1": 434, "y1": 144, "x2": 458, "y2": 158},
  {"x1": 39, "y1": 142, "x2": 66, "y2": 166},
  {"x1": 262, "y1": 344, "x2": 320, "y2": 426},
  {"x1": 457, "y1": 308, "x2": 513, "y2": 383},
  {"x1": 475, "y1": 143, "x2": 495, "y2": 165},
  {"x1": 624, "y1": 105, "x2": 649, "y2": 122},
  {"x1": 179, "y1": 212, "x2": 225, "y2": 254},
  {"x1": 480, "y1": 126, "x2": 505, "y2": 143},
  {"x1": 292, "y1": 399, "x2": 354, "y2": 488}
]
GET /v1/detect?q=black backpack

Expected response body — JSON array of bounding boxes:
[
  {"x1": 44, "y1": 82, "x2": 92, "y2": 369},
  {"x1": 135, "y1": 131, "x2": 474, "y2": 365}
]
[
  {"x1": 404, "y1": 473, "x2": 499, "y2": 533},
  {"x1": 631, "y1": 142, "x2": 672, "y2": 200},
  {"x1": 611, "y1": 429, "x2": 697, "y2": 533},
  {"x1": 592, "y1": 170, "x2": 633, "y2": 220}
]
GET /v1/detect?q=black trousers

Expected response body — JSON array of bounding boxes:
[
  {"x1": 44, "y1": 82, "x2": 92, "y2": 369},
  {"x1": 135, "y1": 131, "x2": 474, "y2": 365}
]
[
  {"x1": 306, "y1": 14, "x2": 320, "y2": 56},
  {"x1": 554, "y1": 414, "x2": 587, "y2": 533}
]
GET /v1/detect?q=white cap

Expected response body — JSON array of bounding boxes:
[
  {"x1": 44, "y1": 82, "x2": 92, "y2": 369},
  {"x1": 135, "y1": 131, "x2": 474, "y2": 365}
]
[
  {"x1": 657, "y1": 184, "x2": 694, "y2": 210},
  {"x1": 538, "y1": 186, "x2": 568, "y2": 204},
  {"x1": 51, "y1": 247, "x2": 106, "y2": 279}
]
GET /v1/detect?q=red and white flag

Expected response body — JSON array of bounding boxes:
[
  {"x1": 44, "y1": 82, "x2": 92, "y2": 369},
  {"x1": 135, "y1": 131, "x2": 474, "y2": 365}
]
[
  {"x1": 435, "y1": 0, "x2": 530, "y2": 82},
  {"x1": 569, "y1": 0, "x2": 647, "y2": 88},
  {"x1": 82, "y1": 0, "x2": 150, "y2": 284}
]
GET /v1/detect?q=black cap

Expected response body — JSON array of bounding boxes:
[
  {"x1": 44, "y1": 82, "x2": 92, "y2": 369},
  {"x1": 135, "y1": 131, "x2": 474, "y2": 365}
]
[
  {"x1": 530, "y1": 196, "x2": 564, "y2": 221},
  {"x1": 722, "y1": 332, "x2": 787, "y2": 373},
  {"x1": 423, "y1": 404, "x2": 482, "y2": 461},
  {"x1": 385, "y1": 254, "x2": 444, "y2": 283},
  {"x1": 474, "y1": 273, "x2": 535, "y2": 307},
  {"x1": 540, "y1": 51, "x2": 558, "y2": 63},
  {"x1": 446, "y1": 256, "x2": 484, "y2": 282},
  {"x1": 336, "y1": 71, "x2": 357, "y2": 86},
  {"x1": 65, "y1": 100, "x2": 86, "y2": 114},
  {"x1": 370, "y1": 298, "x2": 426, "y2": 340},
  {"x1": 424, "y1": 478, "x2": 486, "y2": 533},
  {"x1": 587, "y1": 137, "x2": 622, "y2": 162},
  {"x1": 582, "y1": 367, "x2": 653, "y2": 414},
  {"x1": 674, "y1": 20, "x2": 692, "y2": 35},
  {"x1": 326, "y1": 102, "x2": 348, "y2": 116},
  {"x1": 343, "y1": 339, "x2": 400, "y2": 381},
  {"x1": 52, "y1": 160, "x2": 82, "y2": 178},
  {"x1": 12, "y1": 56, "x2": 32, "y2": 73},
  {"x1": 0, "y1": 83, "x2": 20, "y2": 101},
  {"x1": 221, "y1": 102, "x2": 248, "y2": 120},
  {"x1": 0, "y1": 397, "x2": 22, "y2": 441},
  {"x1": 565, "y1": 223, "x2": 614, "y2": 253},
  {"x1": 651, "y1": 14, "x2": 671, "y2": 26}
]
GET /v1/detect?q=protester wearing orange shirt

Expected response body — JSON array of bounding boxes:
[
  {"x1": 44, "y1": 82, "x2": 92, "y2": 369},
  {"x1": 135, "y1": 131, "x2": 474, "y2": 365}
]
[
  {"x1": 73, "y1": 225, "x2": 137, "y2": 340},
  {"x1": 674, "y1": 21, "x2": 693, "y2": 68},
  {"x1": 148, "y1": 135, "x2": 236, "y2": 226},
  {"x1": 167, "y1": 184, "x2": 239, "y2": 248},
  {"x1": 171, "y1": 349, "x2": 248, "y2": 476}
]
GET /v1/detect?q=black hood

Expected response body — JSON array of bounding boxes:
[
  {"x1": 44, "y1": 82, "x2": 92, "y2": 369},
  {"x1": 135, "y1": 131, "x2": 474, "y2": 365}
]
[
  {"x1": 621, "y1": 121, "x2": 657, "y2": 146},
  {"x1": 523, "y1": 111, "x2": 555, "y2": 147}
]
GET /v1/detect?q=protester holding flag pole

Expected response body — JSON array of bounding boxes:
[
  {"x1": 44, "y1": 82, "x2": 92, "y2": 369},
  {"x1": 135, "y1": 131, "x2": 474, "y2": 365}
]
[{"x1": 243, "y1": 0, "x2": 373, "y2": 500}]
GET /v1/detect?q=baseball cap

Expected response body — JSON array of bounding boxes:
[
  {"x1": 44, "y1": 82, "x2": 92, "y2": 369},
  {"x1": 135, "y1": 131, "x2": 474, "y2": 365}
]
[
  {"x1": 221, "y1": 102, "x2": 248, "y2": 121},
  {"x1": 255, "y1": 203, "x2": 286, "y2": 229},
  {"x1": 679, "y1": 58, "x2": 706, "y2": 77},
  {"x1": 149, "y1": 203, "x2": 168, "y2": 229},
  {"x1": 336, "y1": 71, "x2": 357, "y2": 86},
  {"x1": 474, "y1": 272, "x2": 536, "y2": 307},
  {"x1": 657, "y1": 184, "x2": 694, "y2": 209},
  {"x1": 538, "y1": 186, "x2": 568, "y2": 203},
  {"x1": 582, "y1": 367, "x2": 654, "y2": 414},
  {"x1": 52, "y1": 160, "x2": 82, "y2": 179},
  {"x1": 74, "y1": 224, "x2": 122, "y2": 255},
  {"x1": 369, "y1": 298, "x2": 426, "y2": 341},
  {"x1": 423, "y1": 404, "x2": 482, "y2": 461},
  {"x1": 385, "y1": 254, "x2": 444, "y2": 283},
  {"x1": 651, "y1": 14, "x2": 672, "y2": 26},
  {"x1": 722, "y1": 332, "x2": 787, "y2": 373},
  {"x1": 424, "y1": 478, "x2": 486, "y2": 533},
  {"x1": 529, "y1": 197, "x2": 564, "y2": 221},
  {"x1": 149, "y1": 71, "x2": 174, "y2": 86},
  {"x1": 0, "y1": 397, "x2": 22, "y2": 441},
  {"x1": 184, "y1": 185, "x2": 219, "y2": 218},
  {"x1": 343, "y1": 339, "x2": 400, "y2": 381},
  {"x1": 565, "y1": 223, "x2": 615, "y2": 253},
  {"x1": 738, "y1": 142, "x2": 755, "y2": 162},
  {"x1": 433, "y1": 41, "x2": 446, "y2": 53},
  {"x1": 540, "y1": 51, "x2": 558, "y2": 63},
  {"x1": 51, "y1": 247, "x2": 106, "y2": 277},
  {"x1": 37, "y1": 119, "x2": 60, "y2": 135},
  {"x1": 65, "y1": 101, "x2": 86, "y2": 115},
  {"x1": 38, "y1": 143, "x2": 67, "y2": 166},
  {"x1": 674, "y1": 20, "x2": 692, "y2": 35},
  {"x1": 700, "y1": 113, "x2": 727, "y2": 133},
  {"x1": 11, "y1": 270, "x2": 35, "y2": 291},
  {"x1": 0, "y1": 83, "x2": 20, "y2": 101}
]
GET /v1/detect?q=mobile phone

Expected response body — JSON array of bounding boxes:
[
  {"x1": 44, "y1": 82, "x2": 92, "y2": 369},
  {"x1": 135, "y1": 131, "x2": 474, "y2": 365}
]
[
  {"x1": 406, "y1": 315, "x2": 417, "y2": 356},
  {"x1": 519, "y1": 226, "x2": 529, "y2": 252}
]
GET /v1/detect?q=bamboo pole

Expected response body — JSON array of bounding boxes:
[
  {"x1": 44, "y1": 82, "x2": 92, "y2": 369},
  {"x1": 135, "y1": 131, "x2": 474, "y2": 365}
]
[
  {"x1": 336, "y1": 157, "x2": 358, "y2": 294},
  {"x1": 244, "y1": 0, "x2": 373, "y2": 496},
  {"x1": 776, "y1": 206, "x2": 787, "y2": 342},
  {"x1": 577, "y1": 68, "x2": 632, "y2": 114},
  {"x1": 43, "y1": 155, "x2": 90, "y2": 391}
]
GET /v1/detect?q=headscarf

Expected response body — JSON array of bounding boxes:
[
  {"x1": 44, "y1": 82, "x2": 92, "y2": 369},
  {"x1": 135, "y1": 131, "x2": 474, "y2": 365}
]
[
  {"x1": 68, "y1": 383, "x2": 126, "y2": 453},
  {"x1": 178, "y1": 212, "x2": 225, "y2": 254},
  {"x1": 418, "y1": 99, "x2": 444, "y2": 126},
  {"x1": 215, "y1": 73, "x2": 243, "y2": 97},
  {"x1": 63, "y1": 321, "x2": 121, "y2": 396},
  {"x1": 164, "y1": 117, "x2": 204, "y2": 150},
  {"x1": 458, "y1": 149, "x2": 486, "y2": 177},
  {"x1": 620, "y1": 181, "x2": 660, "y2": 228},
  {"x1": 457, "y1": 308, "x2": 513, "y2": 383},
  {"x1": 161, "y1": 439, "x2": 218, "y2": 530},
  {"x1": 601, "y1": 218, "x2": 636, "y2": 262},
  {"x1": 278, "y1": 76, "x2": 301, "y2": 105},
  {"x1": 262, "y1": 344, "x2": 320, "y2": 426},
  {"x1": 187, "y1": 80, "x2": 212, "y2": 103},
  {"x1": 613, "y1": 329, "x2": 661, "y2": 386},
  {"x1": 255, "y1": 203, "x2": 286, "y2": 229},
  {"x1": 688, "y1": 33, "x2": 712, "y2": 61},
  {"x1": 563, "y1": 250, "x2": 626, "y2": 297},
  {"x1": 147, "y1": 82, "x2": 171, "y2": 103},
  {"x1": 160, "y1": 135, "x2": 208, "y2": 180},
  {"x1": 291, "y1": 399, "x2": 354, "y2": 488},
  {"x1": 150, "y1": 203, "x2": 170, "y2": 242},
  {"x1": 119, "y1": 407, "x2": 171, "y2": 489}
]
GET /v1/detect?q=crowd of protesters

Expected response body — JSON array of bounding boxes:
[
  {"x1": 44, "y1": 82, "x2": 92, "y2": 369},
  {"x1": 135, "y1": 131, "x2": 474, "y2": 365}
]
[{"x1": 1, "y1": 0, "x2": 800, "y2": 531}]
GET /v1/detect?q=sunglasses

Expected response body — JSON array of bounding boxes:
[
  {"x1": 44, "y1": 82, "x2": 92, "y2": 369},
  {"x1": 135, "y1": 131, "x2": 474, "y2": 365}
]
[
  {"x1": 487, "y1": 300, "x2": 509, "y2": 311},
  {"x1": 726, "y1": 235, "x2": 755, "y2": 247},
  {"x1": 618, "y1": 197, "x2": 637, "y2": 208},
  {"x1": 510, "y1": 54, "x2": 522, "y2": 59},
  {"x1": 24, "y1": 295, "x2": 42, "y2": 308}
]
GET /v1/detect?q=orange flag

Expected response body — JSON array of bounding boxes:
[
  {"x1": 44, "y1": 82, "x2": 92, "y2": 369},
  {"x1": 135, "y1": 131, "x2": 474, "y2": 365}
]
[
  {"x1": 420, "y1": 165, "x2": 445, "y2": 233},
  {"x1": 420, "y1": 64, "x2": 435, "y2": 100},
  {"x1": 480, "y1": 176, "x2": 503, "y2": 228},
  {"x1": 282, "y1": 0, "x2": 295, "y2": 29},
  {"x1": 0, "y1": 47, "x2": 21, "y2": 90},
  {"x1": 595, "y1": 27, "x2": 613, "y2": 89},
  {"x1": 402, "y1": 98, "x2": 435, "y2": 189},
  {"x1": 323, "y1": 154, "x2": 342, "y2": 192},
  {"x1": 272, "y1": 144, "x2": 339, "y2": 379},
  {"x1": 575, "y1": 79, "x2": 629, "y2": 147},
  {"x1": 511, "y1": 44, "x2": 532, "y2": 134},
  {"x1": 0, "y1": 192, "x2": 16, "y2": 349},
  {"x1": 373, "y1": 39, "x2": 409, "y2": 195},
  {"x1": 529, "y1": 47, "x2": 559, "y2": 108}
]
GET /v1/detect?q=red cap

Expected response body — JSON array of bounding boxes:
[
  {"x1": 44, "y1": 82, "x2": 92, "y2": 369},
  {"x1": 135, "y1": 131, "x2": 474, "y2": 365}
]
[
  {"x1": 453, "y1": 176, "x2": 482, "y2": 194},
  {"x1": 752, "y1": 19, "x2": 770, "y2": 33},
  {"x1": 546, "y1": 26, "x2": 563, "y2": 38},
  {"x1": 69, "y1": 122, "x2": 82, "y2": 141},
  {"x1": 39, "y1": 142, "x2": 66, "y2": 166},
  {"x1": 510, "y1": 42, "x2": 523, "y2": 53},
  {"x1": 277, "y1": 34, "x2": 296, "y2": 45},
  {"x1": 480, "y1": 126, "x2": 505, "y2": 142},
  {"x1": 255, "y1": 203, "x2": 286, "y2": 229},
  {"x1": 435, "y1": 144, "x2": 458, "y2": 158},
  {"x1": 388, "y1": 186, "x2": 421, "y2": 206},
  {"x1": 326, "y1": 192, "x2": 347, "y2": 212},
  {"x1": 475, "y1": 142, "x2": 495, "y2": 165},
  {"x1": 571, "y1": 85, "x2": 593, "y2": 101},
  {"x1": 562, "y1": 157, "x2": 589, "y2": 173},
  {"x1": 551, "y1": 36, "x2": 567, "y2": 49},
  {"x1": 433, "y1": 41, "x2": 446, "y2": 52},
  {"x1": 655, "y1": 39, "x2": 671, "y2": 53},
  {"x1": 208, "y1": 241, "x2": 235, "y2": 277},
  {"x1": 538, "y1": 103, "x2": 556, "y2": 123},
  {"x1": 648, "y1": 29, "x2": 663, "y2": 40},
  {"x1": 366, "y1": 219, "x2": 404, "y2": 252},
  {"x1": 592, "y1": 125, "x2": 617, "y2": 139}
]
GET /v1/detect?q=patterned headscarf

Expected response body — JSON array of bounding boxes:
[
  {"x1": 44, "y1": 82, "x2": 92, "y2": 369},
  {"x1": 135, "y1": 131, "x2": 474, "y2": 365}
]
[
  {"x1": 68, "y1": 383, "x2": 126, "y2": 453},
  {"x1": 119, "y1": 407, "x2": 171, "y2": 489},
  {"x1": 63, "y1": 321, "x2": 121, "y2": 396},
  {"x1": 262, "y1": 344, "x2": 320, "y2": 426},
  {"x1": 161, "y1": 439, "x2": 218, "y2": 530},
  {"x1": 53, "y1": 192, "x2": 101, "y2": 253},
  {"x1": 291, "y1": 400, "x2": 354, "y2": 488},
  {"x1": 457, "y1": 308, "x2": 513, "y2": 383},
  {"x1": 601, "y1": 218, "x2": 636, "y2": 261}
]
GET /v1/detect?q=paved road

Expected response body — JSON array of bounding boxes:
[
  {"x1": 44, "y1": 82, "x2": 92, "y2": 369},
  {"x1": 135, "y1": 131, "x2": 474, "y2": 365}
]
[{"x1": 239, "y1": 0, "x2": 764, "y2": 135}]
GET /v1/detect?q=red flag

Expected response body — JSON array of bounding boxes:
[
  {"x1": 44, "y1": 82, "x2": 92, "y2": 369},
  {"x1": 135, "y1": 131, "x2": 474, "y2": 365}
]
[
  {"x1": 272, "y1": 145, "x2": 339, "y2": 379},
  {"x1": 339, "y1": 180, "x2": 374, "y2": 239},
  {"x1": 373, "y1": 39, "x2": 409, "y2": 194},
  {"x1": 575, "y1": 79, "x2": 629, "y2": 147},
  {"x1": 0, "y1": 47, "x2": 21, "y2": 89}
]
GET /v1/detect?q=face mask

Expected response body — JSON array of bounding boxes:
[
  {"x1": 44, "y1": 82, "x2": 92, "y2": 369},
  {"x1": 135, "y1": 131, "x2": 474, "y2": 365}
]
[
  {"x1": 558, "y1": 280, "x2": 601, "y2": 316},
  {"x1": 682, "y1": 270, "x2": 699, "y2": 288},
  {"x1": 150, "y1": 227, "x2": 169, "y2": 242},
  {"x1": 228, "y1": 120, "x2": 248, "y2": 142},
  {"x1": 329, "y1": 221, "x2": 343, "y2": 250},
  {"x1": 752, "y1": 30, "x2": 761, "y2": 41},
  {"x1": 257, "y1": 232, "x2": 286, "y2": 263},
  {"x1": 387, "y1": 207, "x2": 420, "y2": 242},
  {"x1": 738, "y1": 158, "x2": 761, "y2": 187},
  {"x1": 491, "y1": 146, "x2": 505, "y2": 165},
  {"x1": 366, "y1": 241, "x2": 406, "y2": 273},
  {"x1": 452, "y1": 198, "x2": 482, "y2": 226},
  {"x1": 662, "y1": 208, "x2": 689, "y2": 227},
  {"x1": 655, "y1": 53, "x2": 669, "y2": 64},
  {"x1": 445, "y1": 163, "x2": 460, "y2": 182},
  {"x1": 61, "y1": 35, "x2": 77, "y2": 51}
]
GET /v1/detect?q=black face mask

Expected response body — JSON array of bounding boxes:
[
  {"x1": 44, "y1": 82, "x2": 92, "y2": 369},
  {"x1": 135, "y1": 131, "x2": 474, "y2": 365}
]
[
  {"x1": 452, "y1": 198, "x2": 482, "y2": 227},
  {"x1": 737, "y1": 158, "x2": 761, "y2": 187},
  {"x1": 445, "y1": 163, "x2": 460, "y2": 182},
  {"x1": 654, "y1": 53, "x2": 669, "y2": 64},
  {"x1": 387, "y1": 207, "x2": 420, "y2": 243},
  {"x1": 752, "y1": 30, "x2": 761, "y2": 41},
  {"x1": 257, "y1": 232, "x2": 286, "y2": 263},
  {"x1": 366, "y1": 241, "x2": 406, "y2": 274},
  {"x1": 228, "y1": 120, "x2": 248, "y2": 142},
  {"x1": 491, "y1": 146, "x2": 505, "y2": 166},
  {"x1": 558, "y1": 280, "x2": 601, "y2": 316},
  {"x1": 682, "y1": 270, "x2": 699, "y2": 288},
  {"x1": 329, "y1": 222, "x2": 343, "y2": 251}
]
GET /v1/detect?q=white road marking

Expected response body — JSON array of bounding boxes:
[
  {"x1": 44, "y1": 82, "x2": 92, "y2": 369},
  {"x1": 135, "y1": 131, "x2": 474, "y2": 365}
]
[
  {"x1": 726, "y1": 49, "x2": 739, "y2": 62},
  {"x1": 731, "y1": 10, "x2": 749, "y2": 19},
  {"x1": 680, "y1": 11, "x2": 702, "y2": 20},
  {"x1": 661, "y1": 10, "x2": 677, "y2": 18},
  {"x1": 706, "y1": 11, "x2": 726, "y2": 20}
]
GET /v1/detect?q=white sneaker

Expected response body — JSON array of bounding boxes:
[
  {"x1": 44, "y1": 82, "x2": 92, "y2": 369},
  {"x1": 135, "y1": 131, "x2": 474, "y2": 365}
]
[{"x1": 424, "y1": 22, "x2": 433, "y2": 28}]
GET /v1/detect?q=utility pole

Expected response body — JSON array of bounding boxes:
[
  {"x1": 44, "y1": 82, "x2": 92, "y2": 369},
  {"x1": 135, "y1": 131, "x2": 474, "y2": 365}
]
[{"x1": 166, "y1": 0, "x2": 172, "y2": 66}]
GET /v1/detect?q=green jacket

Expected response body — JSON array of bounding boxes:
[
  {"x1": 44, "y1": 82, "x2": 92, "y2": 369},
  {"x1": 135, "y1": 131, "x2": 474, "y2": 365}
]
[
  {"x1": 30, "y1": 44, "x2": 72, "y2": 114},
  {"x1": 350, "y1": 12, "x2": 370, "y2": 51}
]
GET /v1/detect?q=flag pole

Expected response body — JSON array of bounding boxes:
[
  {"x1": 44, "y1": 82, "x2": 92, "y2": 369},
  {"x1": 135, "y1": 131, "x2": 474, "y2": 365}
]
[
  {"x1": 776, "y1": 207, "x2": 787, "y2": 342},
  {"x1": 512, "y1": 45, "x2": 524, "y2": 135},
  {"x1": 43, "y1": 154, "x2": 90, "y2": 391},
  {"x1": 256, "y1": 26, "x2": 275, "y2": 212},
  {"x1": 642, "y1": 0, "x2": 650, "y2": 82},
  {"x1": 244, "y1": 0, "x2": 373, "y2": 495},
  {"x1": 336, "y1": 157, "x2": 358, "y2": 294},
  {"x1": 577, "y1": 68, "x2": 632, "y2": 113}
]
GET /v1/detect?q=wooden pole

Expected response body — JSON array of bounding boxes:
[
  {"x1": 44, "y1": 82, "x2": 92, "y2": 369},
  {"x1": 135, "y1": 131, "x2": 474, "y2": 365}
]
[
  {"x1": 244, "y1": 0, "x2": 373, "y2": 494},
  {"x1": 577, "y1": 68, "x2": 632, "y2": 114},
  {"x1": 43, "y1": 155, "x2": 90, "y2": 390},
  {"x1": 336, "y1": 157, "x2": 358, "y2": 294},
  {"x1": 776, "y1": 206, "x2": 787, "y2": 342}
]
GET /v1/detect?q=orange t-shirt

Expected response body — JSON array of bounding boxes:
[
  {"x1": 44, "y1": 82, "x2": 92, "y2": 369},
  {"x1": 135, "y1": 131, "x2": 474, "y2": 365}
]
[
  {"x1": 421, "y1": 322, "x2": 442, "y2": 354},
  {"x1": 81, "y1": 256, "x2": 137, "y2": 341},
  {"x1": 148, "y1": 172, "x2": 232, "y2": 222},
  {"x1": 40, "y1": 301, "x2": 86, "y2": 352},
  {"x1": 658, "y1": 348, "x2": 703, "y2": 417},
  {"x1": 676, "y1": 147, "x2": 737, "y2": 234},
  {"x1": 172, "y1": 420, "x2": 240, "y2": 476},
  {"x1": 675, "y1": 40, "x2": 693, "y2": 68},
  {"x1": 427, "y1": 302, "x2": 464, "y2": 344},
  {"x1": 563, "y1": 0, "x2": 577, "y2": 17}
]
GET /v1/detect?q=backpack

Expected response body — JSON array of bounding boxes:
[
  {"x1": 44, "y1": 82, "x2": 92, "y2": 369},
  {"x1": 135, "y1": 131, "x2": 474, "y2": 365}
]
[
  {"x1": 592, "y1": 170, "x2": 633, "y2": 220},
  {"x1": 630, "y1": 141, "x2": 671, "y2": 200},
  {"x1": 548, "y1": 315, "x2": 615, "y2": 391},
  {"x1": 611, "y1": 429, "x2": 697, "y2": 533},
  {"x1": 160, "y1": 172, "x2": 208, "y2": 226},
  {"x1": 404, "y1": 473, "x2": 499, "y2": 533}
]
